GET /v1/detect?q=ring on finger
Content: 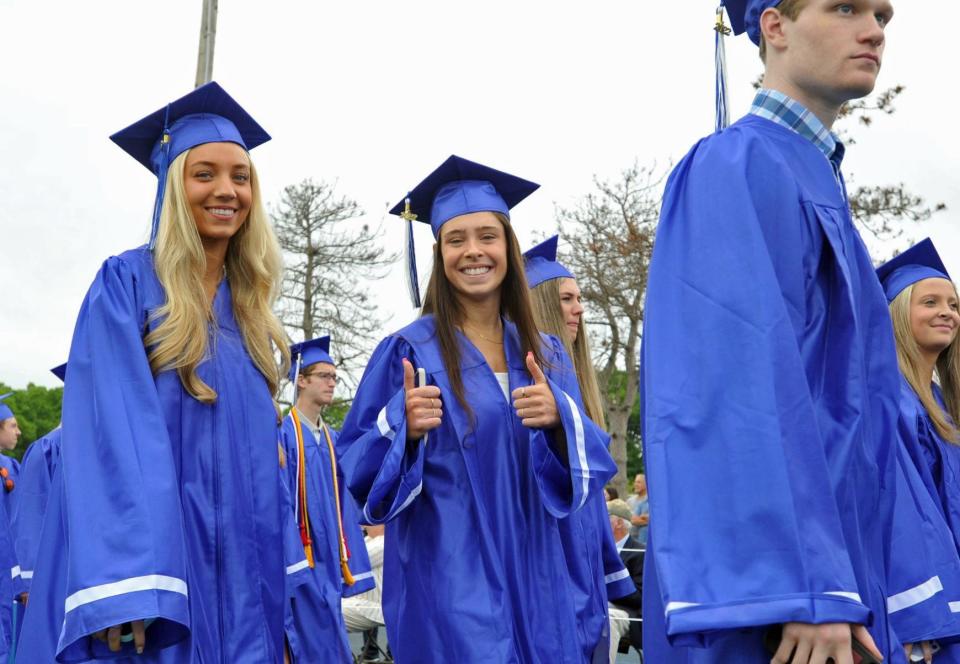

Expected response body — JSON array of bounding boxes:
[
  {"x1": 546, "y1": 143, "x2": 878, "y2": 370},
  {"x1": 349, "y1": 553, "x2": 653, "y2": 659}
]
[{"x1": 521, "y1": 388, "x2": 527, "y2": 398}]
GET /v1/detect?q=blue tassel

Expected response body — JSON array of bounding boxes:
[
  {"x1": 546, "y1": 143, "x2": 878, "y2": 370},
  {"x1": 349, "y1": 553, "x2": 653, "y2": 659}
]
[
  {"x1": 714, "y1": 5, "x2": 731, "y2": 133},
  {"x1": 401, "y1": 197, "x2": 422, "y2": 308},
  {"x1": 149, "y1": 105, "x2": 173, "y2": 250}
]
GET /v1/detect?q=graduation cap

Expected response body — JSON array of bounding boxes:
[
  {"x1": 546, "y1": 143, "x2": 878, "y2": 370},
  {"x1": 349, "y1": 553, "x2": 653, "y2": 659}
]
[
  {"x1": 722, "y1": 0, "x2": 782, "y2": 45},
  {"x1": 289, "y1": 336, "x2": 334, "y2": 382},
  {"x1": 388, "y1": 155, "x2": 540, "y2": 307},
  {"x1": 524, "y1": 235, "x2": 574, "y2": 289},
  {"x1": 51, "y1": 363, "x2": 67, "y2": 383},
  {"x1": 110, "y1": 81, "x2": 271, "y2": 248},
  {"x1": 714, "y1": 1, "x2": 784, "y2": 131},
  {"x1": 0, "y1": 393, "x2": 13, "y2": 422},
  {"x1": 876, "y1": 238, "x2": 952, "y2": 303}
]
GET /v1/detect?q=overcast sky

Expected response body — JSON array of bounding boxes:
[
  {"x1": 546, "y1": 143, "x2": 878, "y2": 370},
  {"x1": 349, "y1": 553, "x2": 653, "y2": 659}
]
[{"x1": 1, "y1": 1, "x2": 957, "y2": 389}]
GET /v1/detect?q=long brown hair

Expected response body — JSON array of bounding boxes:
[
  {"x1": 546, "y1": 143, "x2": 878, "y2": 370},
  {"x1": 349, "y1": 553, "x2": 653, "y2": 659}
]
[
  {"x1": 890, "y1": 284, "x2": 960, "y2": 443},
  {"x1": 421, "y1": 213, "x2": 545, "y2": 416},
  {"x1": 530, "y1": 278, "x2": 606, "y2": 429}
]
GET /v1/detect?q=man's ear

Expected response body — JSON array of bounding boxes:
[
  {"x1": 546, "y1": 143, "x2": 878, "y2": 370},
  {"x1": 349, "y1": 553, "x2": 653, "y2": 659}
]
[{"x1": 760, "y1": 7, "x2": 789, "y2": 52}]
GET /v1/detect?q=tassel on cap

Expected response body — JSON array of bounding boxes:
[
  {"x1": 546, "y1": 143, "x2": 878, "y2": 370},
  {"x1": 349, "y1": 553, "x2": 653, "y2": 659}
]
[
  {"x1": 149, "y1": 106, "x2": 173, "y2": 249},
  {"x1": 714, "y1": 5, "x2": 732, "y2": 133},
  {"x1": 401, "y1": 197, "x2": 422, "y2": 308}
]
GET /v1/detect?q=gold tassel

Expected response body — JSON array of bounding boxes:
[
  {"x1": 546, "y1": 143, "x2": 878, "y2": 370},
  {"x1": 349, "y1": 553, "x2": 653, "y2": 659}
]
[{"x1": 321, "y1": 422, "x2": 356, "y2": 586}]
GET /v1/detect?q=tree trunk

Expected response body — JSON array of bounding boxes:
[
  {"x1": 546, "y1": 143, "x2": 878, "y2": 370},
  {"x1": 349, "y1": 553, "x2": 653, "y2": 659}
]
[{"x1": 607, "y1": 404, "x2": 630, "y2": 498}]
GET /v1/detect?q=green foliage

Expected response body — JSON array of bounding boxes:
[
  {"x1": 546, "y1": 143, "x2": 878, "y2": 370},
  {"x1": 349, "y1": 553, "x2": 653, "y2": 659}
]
[
  {"x1": 0, "y1": 381, "x2": 63, "y2": 462},
  {"x1": 322, "y1": 399, "x2": 350, "y2": 430},
  {"x1": 280, "y1": 398, "x2": 351, "y2": 431}
]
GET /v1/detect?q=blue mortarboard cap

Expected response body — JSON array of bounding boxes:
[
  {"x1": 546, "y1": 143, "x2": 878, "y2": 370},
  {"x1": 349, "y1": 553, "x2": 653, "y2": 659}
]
[
  {"x1": 51, "y1": 363, "x2": 67, "y2": 382},
  {"x1": 722, "y1": 0, "x2": 782, "y2": 45},
  {"x1": 389, "y1": 155, "x2": 539, "y2": 237},
  {"x1": 0, "y1": 393, "x2": 13, "y2": 422},
  {"x1": 110, "y1": 82, "x2": 271, "y2": 248},
  {"x1": 388, "y1": 155, "x2": 540, "y2": 308},
  {"x1": 524, "y1": 235, "x2": 574, "y2": 289},
  {"x1": 876, "y1": 238, "x2": 952, "y2": 303},
  {"x1": 289, "y1": 336, "x2": 334, "y2": 382}
]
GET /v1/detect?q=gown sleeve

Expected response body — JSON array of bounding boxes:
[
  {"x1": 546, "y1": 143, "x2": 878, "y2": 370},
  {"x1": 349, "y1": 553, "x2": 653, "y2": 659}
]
[
  {"x1": 337, "y1": 335, "x2": 426, "y2": 524},
  {"x1": 278, "y1": 427, "x2": 311, "y2": 595},
  {"x1": 56, "y1": 255, "x2": 191, "y2": 659},
  {"x1": 642, "y1": 137, "x2": 872, "y2": 644},
  {"x1": 331, "y1": 424, "x2": 375, "y2": 596},
  {"x1": 340, "y1": 487, "x2": 376, "y2": 597},
  {"x1": 885, "y1": 437, "x2": 960, "y2": 644},
  {"x1": 10, "y1": 433, "x2": 56, "y2": 592},
  {"x1": 541, "y1": 337, "x2": 632, "y2": 597},
  {"x1": 533, "y1": 335, "x2": 618, "y2": 518}
]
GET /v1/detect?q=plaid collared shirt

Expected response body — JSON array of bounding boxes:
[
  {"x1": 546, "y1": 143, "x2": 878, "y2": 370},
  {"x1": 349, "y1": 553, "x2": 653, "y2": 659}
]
[{"x1": 749, "y1": 89, "x2": 845, "y2": 166}]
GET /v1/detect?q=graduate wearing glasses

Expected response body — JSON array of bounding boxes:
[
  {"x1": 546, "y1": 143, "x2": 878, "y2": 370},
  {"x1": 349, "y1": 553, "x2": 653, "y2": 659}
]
[
  {"x1": 282, "y1": 337, "x2": 374, "y2": 663},
  {"x1": 337, "y1": 155, "x2": 616, "y2": 663}
]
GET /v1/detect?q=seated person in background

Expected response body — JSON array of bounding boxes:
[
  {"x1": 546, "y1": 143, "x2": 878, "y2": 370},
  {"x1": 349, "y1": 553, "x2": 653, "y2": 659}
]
[
  {"x1": 342, "y1": 525, "x2": 388, "y2": 662},
  {"x1": 606, "y1": 499, "x2": 643, "y2": 663},
  {"x1": 605, "y1": 486, "x2": 619, "y2": 501}
]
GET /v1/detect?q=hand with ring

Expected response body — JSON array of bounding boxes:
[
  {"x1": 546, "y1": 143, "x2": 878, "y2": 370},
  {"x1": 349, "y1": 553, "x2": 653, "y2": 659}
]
[
  {"x1": 511, "y1": 352, "x2": 560, "y2": 429},
  {"x1": 403, "y1": 358, "x2": 442, "y2": 441}
]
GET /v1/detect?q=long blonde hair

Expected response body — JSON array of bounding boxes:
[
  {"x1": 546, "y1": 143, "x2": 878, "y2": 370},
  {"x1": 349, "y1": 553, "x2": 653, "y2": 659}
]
[
  {"x1": 890, "y1": 283, "x2": 960, "y2": 443},
  {"x1": 530, "y1": 278, "x2": 606, "y2": 429},
  {"x1": 145, "y1": 148, "x2": 289, "y2": 403}
]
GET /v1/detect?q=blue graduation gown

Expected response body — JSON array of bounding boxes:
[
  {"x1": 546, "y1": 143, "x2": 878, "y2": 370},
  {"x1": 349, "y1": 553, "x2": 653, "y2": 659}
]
[
  {"x1": 0, "y1": 454, "x2": 21, "y2": 582},
  {"x1": 641, "y1": 114, "x2": 902, "y2": 662},
  {"x1": 11, "y1": 428, "x2": 62, "y2": 593},
  {"x1": 895, "y1": 379, "x2": 960, "y2": 658},
  {"x1": 0, "y1": 497, "x2": 15, "y2": 660},
  {"x1": 886, "y1": 435, "x2": 960, "y2": 645},
  {"x1": 15, "y1": 246, "x2": 308, "y2": 663},
  {"x1": 0, "y1": 453, "x2": 22, "y2": 656},
  {"x1": 281, "y1": 415, "x2": 375, "y2": 664},
  {"x1": 899, "y1": 379, "x2": 960, "y2": 556},
  {"x1": 337, "y1": 316, "x2": 616, "y2": 664}
]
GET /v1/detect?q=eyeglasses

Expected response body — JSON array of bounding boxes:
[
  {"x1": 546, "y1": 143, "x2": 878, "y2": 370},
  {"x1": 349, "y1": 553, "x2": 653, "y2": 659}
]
[{"x1": 305, "y1": 371, "x2": 338, "y2": 383}]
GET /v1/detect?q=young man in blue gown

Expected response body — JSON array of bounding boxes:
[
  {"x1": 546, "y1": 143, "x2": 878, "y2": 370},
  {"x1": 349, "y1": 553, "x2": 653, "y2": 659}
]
[
  {"x1": 641, "y1": 1, "x2": 901, "y2": 662},
  {"x1": 281, "y1": 337, "x2": 374, "y2": 663}
]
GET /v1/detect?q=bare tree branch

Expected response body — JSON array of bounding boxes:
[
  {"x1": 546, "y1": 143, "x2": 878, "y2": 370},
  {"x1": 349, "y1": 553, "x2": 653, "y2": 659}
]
[
  {"x1": 555, "y1": 162, "x2": 664, "y2": 492},
  {"x1": 272, "y1": 178, "x2": 400, "y2": 393}
]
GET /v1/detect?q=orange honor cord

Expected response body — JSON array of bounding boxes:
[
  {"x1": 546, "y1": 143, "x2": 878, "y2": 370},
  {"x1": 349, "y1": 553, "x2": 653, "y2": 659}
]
[
  {"x1": 289, "y1": 409, "x2": 315, "y2": 568},
  {"x1": 321, "y1": 423, "x2": 356, "y2": 586}
]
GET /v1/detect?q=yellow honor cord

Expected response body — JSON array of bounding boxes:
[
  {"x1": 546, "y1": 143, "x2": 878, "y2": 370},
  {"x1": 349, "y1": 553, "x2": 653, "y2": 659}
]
[
  {"x1": 290, "y1": 409, "x2": 315, "y2": 569},
  {"x1": 321, "y1": 422, "x2": 356, "y2": 587}
]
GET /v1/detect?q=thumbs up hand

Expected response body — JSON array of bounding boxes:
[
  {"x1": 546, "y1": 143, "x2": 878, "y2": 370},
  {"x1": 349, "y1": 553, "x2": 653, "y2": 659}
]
[
  {"x1": 403, "y1": 358, "x2": 442, "y2": 442},
  {"x1": 511, "y1": 352, "x2": 560, "y2": 429}
]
